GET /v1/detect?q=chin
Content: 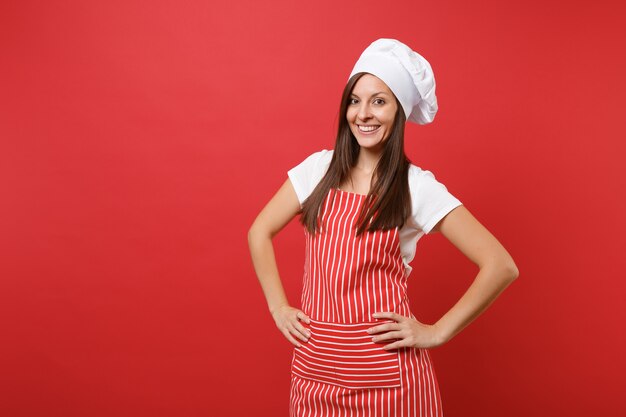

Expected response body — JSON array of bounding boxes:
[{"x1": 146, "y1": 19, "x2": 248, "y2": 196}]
[{"x1": 355, "y1": 139, "x2": 386, "y2": 151}]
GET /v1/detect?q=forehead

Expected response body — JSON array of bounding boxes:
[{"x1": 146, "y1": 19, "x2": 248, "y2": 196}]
[{"x1": 351, "y1": 73, "x2": 394, "y2": 96}]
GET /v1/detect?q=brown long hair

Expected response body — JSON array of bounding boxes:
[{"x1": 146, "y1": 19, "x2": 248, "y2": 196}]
[{"x1": 299, "y1": 72, "x2": 412, "y2": 236}]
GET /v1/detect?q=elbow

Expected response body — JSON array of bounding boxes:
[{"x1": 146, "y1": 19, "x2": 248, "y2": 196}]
[
  {"x1": 248, "y1": 221, "x2": 260, "y2": 245},
  {"x1": 248, "y1": 223, "x2": 261, "y2": 245},
  {"x1": 492, "y1": 250, "x2": 520, "y2": 281},
  {"x1": 482, "y1": 257, "x2": 519, "y2": 282},
  {"x1": 503, "y1": 260, "x2": 520, "y2": 281},
  {"x1": 248, "y1": 221, "x2": 272, "y2": 245}
]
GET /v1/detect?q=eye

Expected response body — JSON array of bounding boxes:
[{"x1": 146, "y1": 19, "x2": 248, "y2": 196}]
[
  {"x1": 349, "y1": 98, "x2": 359, "y2": 105},
  {"x1": 373, "y1": 98, "x2": 385, "y2": 105}
]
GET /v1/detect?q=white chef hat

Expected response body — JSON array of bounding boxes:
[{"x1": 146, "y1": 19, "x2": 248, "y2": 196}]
[{"x1": 348, "y1": 38, "x2": 438, "y2": 125}]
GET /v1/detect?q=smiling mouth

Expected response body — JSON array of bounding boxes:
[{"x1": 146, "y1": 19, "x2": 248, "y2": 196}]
[{"x1": 357, "y1": 125, "x2": 380, "y2": 132}]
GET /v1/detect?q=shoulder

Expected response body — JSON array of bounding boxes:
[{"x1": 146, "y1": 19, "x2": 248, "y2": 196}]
[
  {"x1": 287, "y1": 149, "x2": 334, "y2": 205},
  {"x1": 293, "y1": 149, "x2": 333, "y2": 173},
  {"x1": 309, "y1": 149, "x2": 334, "y2": 164},
  {"x1": 288, "y1": 149, "x2": 333, "y2": 170},
  {"x1": 405, "y1": 163, "x2": 463, "y2": 233},
  {"x1": 407, "y1": 163, "x2": 457, "y2": 199},
  {"x1": 408, "y1": 163, "x2": 438, "y2": 187},
  {"x1": 310, "y1": 149, "x2": 334, "y2": 176}
]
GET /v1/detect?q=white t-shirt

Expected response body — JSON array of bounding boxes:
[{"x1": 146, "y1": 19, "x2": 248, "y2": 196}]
[{"x1": 287, "y1": 149, "x2": 463, "y2": 277}]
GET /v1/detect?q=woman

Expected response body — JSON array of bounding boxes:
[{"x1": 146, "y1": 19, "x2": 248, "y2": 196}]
[{"x1": 248, "y1": 38, "x2": 519, "y2": 417}]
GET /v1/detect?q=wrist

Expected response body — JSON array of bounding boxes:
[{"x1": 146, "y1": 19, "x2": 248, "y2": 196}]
[
  {"x1": 433, "y1": 322, "x2": 451, "y2": 346},
  {"x1": 269, "y1": 303, "x2": 289, "y2": 315}
]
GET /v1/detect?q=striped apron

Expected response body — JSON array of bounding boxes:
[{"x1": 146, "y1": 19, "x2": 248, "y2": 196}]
[{"x1": 290, "y1": 188, "x2": 444, "y2": 417}]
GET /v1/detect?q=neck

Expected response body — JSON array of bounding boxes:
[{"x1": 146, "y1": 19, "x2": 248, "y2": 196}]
[{"x1": 356, "y1": 147, "x2": 383, "y2": 172}]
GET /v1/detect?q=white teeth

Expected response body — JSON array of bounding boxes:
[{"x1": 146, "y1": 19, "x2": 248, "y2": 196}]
[{"x1": 358, "y1": 125, "x2": 380, "y2": 132}]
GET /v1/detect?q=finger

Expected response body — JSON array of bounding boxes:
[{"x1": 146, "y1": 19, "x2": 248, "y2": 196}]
[
  {"x1": 296, "y1": 311, "x2": 311, "y2": 324},
  {"x1": 372, "y1": 331, "x2": 403, "y2": 343},
  {"x1": 382, "y1": 339, "x2": 409, "y2": 350},
  {"x1": 282, "y1": 328, "x2": 302, "y2": 347},
  {"x1": 372, "y1": 312, "x2": 403, "y2": 322},
  {"x1": 367, "y1": 323, "x2": 399, "y2": 334},
  {"x1": 287, "y1": 323, "x2": 310, "y2": 343},
  {"x1": 292, "y1": 320, "x2": 312, "y2": 338}
]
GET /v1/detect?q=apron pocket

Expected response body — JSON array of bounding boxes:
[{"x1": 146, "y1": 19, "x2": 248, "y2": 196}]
[{"x1": 291, "y1": 319, "x2": 401, "y2": 390}]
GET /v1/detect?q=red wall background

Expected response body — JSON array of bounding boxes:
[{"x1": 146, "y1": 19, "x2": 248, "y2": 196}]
[{"x1": 1, "y1": 1, "x2": 625, "y2": 416}]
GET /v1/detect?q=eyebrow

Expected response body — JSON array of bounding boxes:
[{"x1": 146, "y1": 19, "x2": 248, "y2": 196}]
[{"x1": 350, "y1": 91, "x2": 390, "y2": 98}]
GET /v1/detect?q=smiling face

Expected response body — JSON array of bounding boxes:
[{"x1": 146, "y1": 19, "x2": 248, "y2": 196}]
[{"x1": 346, "y1": 73, "x2": 399, "y2": 152}]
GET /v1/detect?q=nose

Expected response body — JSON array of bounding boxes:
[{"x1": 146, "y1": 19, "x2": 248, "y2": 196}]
[{"x1": 357, "y1": 102, "x2": 372, "y2": 120}]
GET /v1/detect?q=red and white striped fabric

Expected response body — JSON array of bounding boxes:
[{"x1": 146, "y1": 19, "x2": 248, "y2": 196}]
[
  {"x1": 290, "y1": 188, "x2": 444, "y2": 417},
  {"x1": 292, "y1": 319, "x2": 401, "y2": 390}
]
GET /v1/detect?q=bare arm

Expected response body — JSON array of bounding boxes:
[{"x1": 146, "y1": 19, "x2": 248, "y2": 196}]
[
  {"x1": 247, "y1": 178, "x2": 312, "y2": 347},
  {"x1": 370, "y1": 205, "x2": 520, "y2": 349},
  {"x1": 429, "y1": 204, "x2": 519, "y2": 343}
]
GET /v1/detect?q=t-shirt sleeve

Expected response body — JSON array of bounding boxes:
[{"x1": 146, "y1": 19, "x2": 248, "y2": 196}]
[
  {"x1": 287, "y1": 149, "x2": 333, "y2": 205},
  {"x1": 410, "y1": 167, "x2": 463, "y2": 234}
]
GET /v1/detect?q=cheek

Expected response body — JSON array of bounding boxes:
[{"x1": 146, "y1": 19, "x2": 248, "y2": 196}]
[
  {"x1": 376, "y1": 111, "x2": 395, "y2": 127},
  {"x1": 372, "y1": 103, "x2": 393, "y2": 117},
  {"x1": 384, "y1": 109, "x2": 398, "y2": 126}
]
